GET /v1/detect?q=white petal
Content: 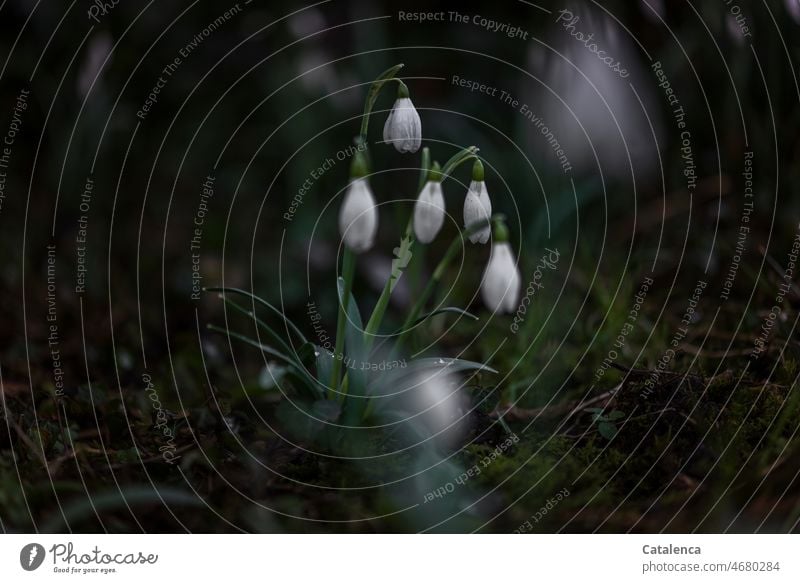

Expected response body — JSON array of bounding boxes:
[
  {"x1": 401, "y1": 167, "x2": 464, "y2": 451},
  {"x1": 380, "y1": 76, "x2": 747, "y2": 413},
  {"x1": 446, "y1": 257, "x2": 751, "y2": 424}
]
[
  {"x1": 463, "y1": 180, "x2": 492, "y2": 244},
  {"x1": 502, "y1": 259, "x2": 522, "y2": 312},
  {"x1": 481, "y1": 243, "x2": 521, "y2": 313},
  {"x1": 413, "y1": 181, "x2": 445, "y2": 243},
  {"x1": 382, "y1": 108, "x2": 395, "y2": 145},
  {"x1": 339, "y1": 179, "x2": 378, "y2": 253},
  {"x1": 383, "y1": 98, "x2": 422, "y2": 153}
]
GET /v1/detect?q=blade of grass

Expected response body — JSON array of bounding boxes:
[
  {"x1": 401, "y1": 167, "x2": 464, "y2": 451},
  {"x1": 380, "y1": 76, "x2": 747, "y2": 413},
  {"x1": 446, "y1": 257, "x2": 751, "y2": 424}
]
[{"x1": 205, "y1": 287, "x2": 307, "y2": 343}]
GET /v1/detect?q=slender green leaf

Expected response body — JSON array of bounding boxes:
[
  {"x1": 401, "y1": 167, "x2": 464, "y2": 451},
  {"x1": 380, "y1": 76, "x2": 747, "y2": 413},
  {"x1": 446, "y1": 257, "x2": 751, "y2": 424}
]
[
  {"x1": 207, "y1": 325, "x2": 320, "y2": 400},
  {"x1": 370, "y1": 357, "x2": 497, "y2": 394},
  {"x1": 315, "y1": 347, "x2": 335, "y2": 389},
  {"x1": 337, "y1": 277, "x2": 368, "y2": 423},
  {"x1": 207, "y1": 325, "x2": 293, "y2": 364},
  {"x1": 205, "y1": 287, "x2": 307, "y2": 343},
  {"x1": 218, "y1": 295, "x2": 295, "y2": 360}
]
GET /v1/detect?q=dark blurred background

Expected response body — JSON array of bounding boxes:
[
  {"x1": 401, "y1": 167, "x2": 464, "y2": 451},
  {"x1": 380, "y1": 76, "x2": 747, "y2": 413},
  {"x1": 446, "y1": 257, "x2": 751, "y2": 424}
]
[{"x1": 2, "y1": 0, "x2": 800, "y2": 532}]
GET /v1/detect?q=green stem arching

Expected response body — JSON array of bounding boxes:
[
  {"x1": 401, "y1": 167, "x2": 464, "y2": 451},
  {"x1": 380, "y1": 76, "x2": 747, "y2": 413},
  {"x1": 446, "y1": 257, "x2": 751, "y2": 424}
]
[
  {"x1": 358, "y1": 64, "x2": 405, "y2": 141},
  {"x1": 329, "y1": 248, "x2": 356, "y2": 396},
  {"x1": 441, "y1": 147, "x2": 479, "y2": 180}
]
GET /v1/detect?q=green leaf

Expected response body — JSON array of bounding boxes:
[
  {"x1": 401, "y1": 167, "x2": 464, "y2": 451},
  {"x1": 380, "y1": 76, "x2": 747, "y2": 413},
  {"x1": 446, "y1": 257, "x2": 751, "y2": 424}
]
[
  {"x1": 315, "y1": 347, "x2": 335, "y2": 388},
  {"x1": 337, "y1": 277, "x2": 368, "y2": 423},
  {"x1": 337, "y1": 276, "x2": 364, "y2": 355},
  {"x1": 205, "y1": 287, "x2": 307, "y2": 343},
  {"x1": 296, "y1": 342, "x2": 318, "y2": 366},
  {"x1": 217, "y1": 294, "x2": 295, "y2": 360},
  {"x1": 207, "y1": 325, "x2": 293, "y2": 364},
  {"x1": 296, "y1": 342, "x2": 331, "y2": 397},
  {"x1": 405, "y1": 307, "x2": 479, "y2": 331},
  {"x1": 607, "y1": 410, "x2": 626, "y2": 421},
  {"x1": 371, "y1": 357, "x2": 496, "y2": 394},
  {"x1": 207, "y1": 325, "x2": 320, "y2": 400},
  {"x1": 598, "y1": 422, "x2": 618, "y2": 440}
]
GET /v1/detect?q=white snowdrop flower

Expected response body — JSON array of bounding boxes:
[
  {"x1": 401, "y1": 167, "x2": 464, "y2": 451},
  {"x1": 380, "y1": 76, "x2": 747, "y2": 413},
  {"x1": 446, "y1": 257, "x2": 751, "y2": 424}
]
[
  {"x1": 787, "y1": 0, "x2": 800, "y2": 24},
  {"x1": 383, "y1": 83, "x2": 422, "y2": 153},
  {"x1": 463, "y1": 159, "x2": 492, "y2": 244},
  {"x1": 339, "y1": 152, "x2": 377, "y2": 253},
  {"x1": 481, "y1": 222, "x2": 521, "y2": 313},
  {"x1": 339, "y1": 178, "x2": 377, "y2": 253},
  {"x1": 413, "y1": 164, "x2": 445, "y2": 244}
]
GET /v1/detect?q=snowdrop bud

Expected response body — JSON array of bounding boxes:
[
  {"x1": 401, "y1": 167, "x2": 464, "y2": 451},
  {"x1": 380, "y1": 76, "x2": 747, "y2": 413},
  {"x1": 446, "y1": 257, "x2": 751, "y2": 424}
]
[
  {"x1": 383, "y1": 82, "x2": 422, "y2": 153},
  {"x1": 339, "y1": 152, "x2": 377, "y2": 253},
  {"x1": 481, "y1": 221, "x2": 521, "y2": 314},
  {"x1": 413, "y1": 162, "x2": 445, "y2": 244},
  {"x1": 463, "y1": 159, "x2": 492, "y2": 244}
]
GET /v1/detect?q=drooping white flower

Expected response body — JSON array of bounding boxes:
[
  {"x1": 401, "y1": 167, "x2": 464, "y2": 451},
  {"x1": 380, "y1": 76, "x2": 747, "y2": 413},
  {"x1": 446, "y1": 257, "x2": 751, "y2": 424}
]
[
  {"x1": 413, "y1": 175, "x2": 445, "y2": 244},
  {"x1": 339, "y1": 178, "x2": 377, "y2": 253},
  {"x1": 481, "y1": 224, "x2": 521, "y2": 313},
  {"x1": 463, "y1": 160, "x2": 491, "y2": 244},
  {"x1": 383, "y1": 84, "x2": 422, "y2": 153}
]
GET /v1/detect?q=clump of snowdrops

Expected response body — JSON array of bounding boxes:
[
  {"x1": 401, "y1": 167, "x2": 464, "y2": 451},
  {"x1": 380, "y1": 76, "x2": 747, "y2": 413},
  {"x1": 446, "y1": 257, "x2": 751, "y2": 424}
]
[{"x1": 208, "y1": 64, "x2": 522, "y2": 442}]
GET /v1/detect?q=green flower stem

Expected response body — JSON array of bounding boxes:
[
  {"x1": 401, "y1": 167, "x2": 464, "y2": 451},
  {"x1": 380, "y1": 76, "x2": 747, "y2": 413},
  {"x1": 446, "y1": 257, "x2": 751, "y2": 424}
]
[
  {"x1": 394, "y1": 215, "x2": 500, "y2": 354},
  {"x1": 417, "y1": 146, "x2": 431, "y2": 192},
  {"x1": 362, "y1": 146, "x2": 478, "y2": 353},
  {"x1": 398, "y1": 150, "x2": 480, "y2": 331},
  {"x1": 442, "y1": 147, "x2": 479, "y2": 179},
  {"x1": 329, "y1": 248, "x2": 356, "y2": 396},
  {"x1": 359, "y1": 64, "x2": 405, "y2": 141},
  {"x1": 395, "y1": 234, "x2": 464, "y2": 348},
  {"x1": 363, "y1": 220, "x2": 412, "y2": 353}
]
